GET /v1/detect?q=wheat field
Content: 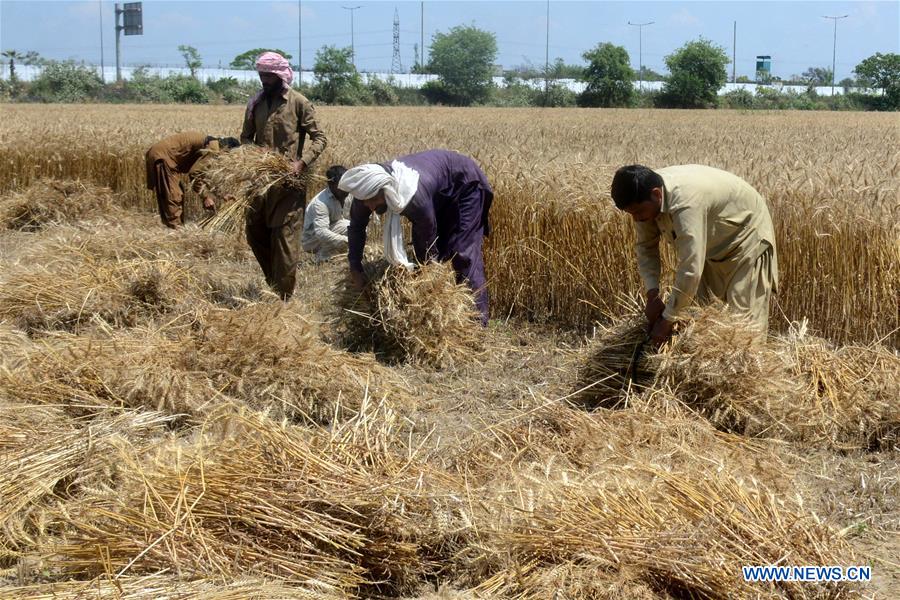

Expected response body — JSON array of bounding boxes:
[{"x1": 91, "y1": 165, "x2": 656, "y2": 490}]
[
  {"x1": 0, "y1": 104, "x2": 898, "y2": 598},
  {"x1": 0, "y1": 104, "x2": 897, "y2": 345}
]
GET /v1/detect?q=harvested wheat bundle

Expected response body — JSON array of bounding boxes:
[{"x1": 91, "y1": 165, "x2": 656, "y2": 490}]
[
  {"x1": 0, "y1": 254, "x2": 207, "y2": 334},
  {"x1": 197, "y1": 146, "x2": 317, "y2": 233},
  {"x1": 337, "y1": 261, "x2": 482, "y2": 368},
  {"x1": 2, "y1": 327, "x2": 214, "y2": 418},
  {"x1": 0, "y1": 404, "x2": 171, "y2": 565},
  {"x1": 778, "y1": 328, "x2": 900, "y2": 450},
  {"x1": 48, "y1": 406, "x2": 467, "y2": 597},
  {"x1": 180, "y1": 302, "x2": 412, "y2": 423},
  {"x1": 0, "y1": 575, "x2": 335, "y2": 599},
  {"x1": 484, "y1": 465, "x2": 859, "y2": 600},
  {"x1": 651, "y1": 305, "x2": 804, "y2": 438},
  {"x1": 573, "y1": 312, "x2": 652, "y2": 409},
  {"x1": 0, "y1": 179, "x2": 120, "y2": 231}
]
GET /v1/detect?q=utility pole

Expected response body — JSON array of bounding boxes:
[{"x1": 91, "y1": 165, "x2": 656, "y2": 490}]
[
  {"x1": 99, "y1": 0, "x2": 105, "y2": 83},
  {"x1": 823, "y1": 14, "x2": 848, "y2": 96},
  {"x1": 420, "y1": 1, "x2": 425, "y2": 69},
  {"x1": 342, "y1": 5, "x2": 362, "y2": 69},
  {"x1": 544, "y1": 0, "x2": 550, "y2": 103},
  {"x1": 732, "y1": 21, "x2": 736, "y2": 83},
  {"x1": 628, "y1": 20, "x2": 654, "y2": 92},
  {"x1": 115, "y1": 3, "x2": 122, "y2": 82},
  {"x1": 392, "y1": 7, "x2": 403, "y2": 74},
  {"x1": 298, "y1": 0, "x2": 302, "y2": 78}
]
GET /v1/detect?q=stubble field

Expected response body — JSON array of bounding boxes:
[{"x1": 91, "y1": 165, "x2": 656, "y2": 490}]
[{"x1": 0, "y1": 104, "x2": 897, "y2": 599}]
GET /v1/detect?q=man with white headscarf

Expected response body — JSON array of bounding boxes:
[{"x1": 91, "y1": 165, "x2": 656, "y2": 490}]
[
  {"x1": 339, "y1": 149, "x2": 493, "y2": 325},
  {"x1": 240, "y1": 51, "x2": 327, "y2": 300}
]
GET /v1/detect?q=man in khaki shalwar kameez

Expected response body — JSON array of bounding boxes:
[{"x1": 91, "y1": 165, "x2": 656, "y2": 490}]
[
  {"x1": 145, "y1": 132, "x2": 237, "y2": 229},
  {"x1": 611, "y1": 164, "x2": 778, "y2": 346},
  {"x1": 240, "y1": 51, "x2": 327, "y2": 300}
]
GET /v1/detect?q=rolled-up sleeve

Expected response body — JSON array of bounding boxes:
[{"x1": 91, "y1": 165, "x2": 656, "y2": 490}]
[
  {"x1": 348, "y1": 200, "x2": 371, "y2": 272},
  {"x1": 635, "y1": 219, "x2": 662, "y2": 293},
  {"x1": 663, "y1": 206, "x2": 707, "y2": 320}
]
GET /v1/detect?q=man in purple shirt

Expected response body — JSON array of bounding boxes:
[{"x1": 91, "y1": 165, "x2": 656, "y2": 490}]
[{"x1": 340, "y1": 149, "x2": 493, "y2": 324}]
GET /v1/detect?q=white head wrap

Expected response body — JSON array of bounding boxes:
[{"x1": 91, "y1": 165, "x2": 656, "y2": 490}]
[{"x1": 339, "y1": 161, "x2": 420, "y2": 268}]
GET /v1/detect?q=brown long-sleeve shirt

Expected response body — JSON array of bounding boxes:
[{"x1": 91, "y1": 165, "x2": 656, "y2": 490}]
[
  {"x1": 145, "y1": 131, "x2": 218, "y2": 191},
  {"x1": 240, "y1": 88, "x2": 327, "y2": 167}
]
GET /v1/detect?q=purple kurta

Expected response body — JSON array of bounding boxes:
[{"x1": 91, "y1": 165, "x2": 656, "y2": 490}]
[{"x1": 348, "y1": 149, "x2": 493, "y2": 324}]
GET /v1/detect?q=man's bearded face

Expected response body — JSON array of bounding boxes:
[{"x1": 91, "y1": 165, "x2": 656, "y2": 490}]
[{"x1": 259, "y1": 72, "x2": 282, "y2": 94}]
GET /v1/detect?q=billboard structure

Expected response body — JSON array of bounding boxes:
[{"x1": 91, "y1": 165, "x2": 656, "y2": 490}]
[{"x1": 115, "y1": 2, "x2": 144, "y2": 82}]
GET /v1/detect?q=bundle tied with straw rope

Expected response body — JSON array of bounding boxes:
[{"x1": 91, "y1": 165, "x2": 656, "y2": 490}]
[
  {"x1": 196, "y1": 146, "x2": 318, "y2": 233},
  {"x1": 337, "y1": 260, "x2": 483, "y2": 369}
]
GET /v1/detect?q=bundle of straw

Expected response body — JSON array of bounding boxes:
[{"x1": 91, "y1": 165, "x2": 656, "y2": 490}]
[
  {"x1": 196, "y1": 146, "x2": 316, "y2": 233},
  {"x1": 179, "y1": 302, "x2": 412, "y2": 423},
  {"x1": 0, "y1": 405, "x2": 171, "y2": 563},
  {"x1": 337, "y1": 261, "x2": 483, "y2": 368},
  {"x1": 483, "y1": 466, "x2": 859, "y2": 599},
  {"x1": 48, "y1": 406, "x2": 467, "y2": 597},
  {"x1": 0, "y1": 179, "x2": 119, "y2": 231},
  {"x1": 0, "y1": 575, "x2": 335, "y2": 600}
]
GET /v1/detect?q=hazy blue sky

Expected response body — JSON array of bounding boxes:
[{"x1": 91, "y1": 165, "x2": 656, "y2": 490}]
[{"x1": 1, "y1": 1, "x2": 897, "y2": 80}]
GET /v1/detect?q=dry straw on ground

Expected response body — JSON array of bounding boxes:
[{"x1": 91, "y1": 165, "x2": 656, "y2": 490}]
[
  {"x1": 0, "y1": 179, "x2": 120, "y2": 231},
  {"x1": 577, "y1": 304, "x2": 900, "y2": 450},
  {"x1": 337, "y1": 261, "x2": 482, "y2": 368},
  {"x1": 46, "y1": 404, "x2": 466, "y2": 598}
]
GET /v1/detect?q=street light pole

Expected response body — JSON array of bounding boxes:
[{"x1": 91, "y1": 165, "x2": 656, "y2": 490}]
[
  {"x1": 823, "y1": 14, "x2": 848, "y2": 96},
  {"x1": 342, "y1": 5, "x2": 362, "y2": 69},
  {"x1": 628, "y1": 20, "x2": 654, "y2": 92}
]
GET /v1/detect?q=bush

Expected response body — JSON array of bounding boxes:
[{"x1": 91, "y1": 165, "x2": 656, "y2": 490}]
[
  {"x1": 540, "y1": 82, "x2": 577, "y2": 107},
  {"x1": 162, "y1": 75, "x2": 209, "y2": 104},
  {"x1": 28, "y1": 61, "x2": 103, "y2": 103},
  {"x1": 366, "y1": 77, "x2": 399, "y2": 106},
  {"x1": 206, "y1": 77, "x2": 256, "y2": 105},
  {"x1": 721, "y1": 88, "x2": 754, "y2": 109}
]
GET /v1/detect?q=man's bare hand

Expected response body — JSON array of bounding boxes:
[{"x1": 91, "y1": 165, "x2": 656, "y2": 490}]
[
  {"x1": 649, "y1": 317, "x2": 674, "y2": 349},
  {"x1": 203, "y1": 196, "x2": 216, "y2": 211},
  {"x1": 644, "y1": 288, "x2": 665, "y2": 331},
  {"x1": 291, "y1": 160, "x2": 306, "y2": 174}
]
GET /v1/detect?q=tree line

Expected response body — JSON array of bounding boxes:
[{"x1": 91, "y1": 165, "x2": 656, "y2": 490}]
[{"x1": 3, "y1": 26, "x2": 898, "y2": 110}]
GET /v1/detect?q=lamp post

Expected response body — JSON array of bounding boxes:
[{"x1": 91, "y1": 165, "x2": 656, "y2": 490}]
[
  {"x1": 628, "y1": 20, "x2": 655, "y2": 92},
  {"x1": 822, "y1": 14, "x2": 848, "y2": 96}
]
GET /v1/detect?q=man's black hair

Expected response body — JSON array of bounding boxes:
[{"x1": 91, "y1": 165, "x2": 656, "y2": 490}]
[
  {"x1": 326, "y1": 165, "x2": 347, "y2": 184},
  {"x1": 610, "y1": 165, "x2": 663, "y2": 209}
]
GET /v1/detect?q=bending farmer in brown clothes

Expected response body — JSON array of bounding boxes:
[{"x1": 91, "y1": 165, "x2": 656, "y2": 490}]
[
  {"x1": 240, "y1": 51, "x2": 328, "y2": 299},
  {"x1": 145, "y1": 132, "x2": 240, "y2": 229},
  {"x1": 611, "y1": 164, "x2": 778, "y2": 347}
]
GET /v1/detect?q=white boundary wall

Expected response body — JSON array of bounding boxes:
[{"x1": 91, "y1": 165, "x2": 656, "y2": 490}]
[{"x1": 1, "y1": 64, "x2": 881, "y2": 97}]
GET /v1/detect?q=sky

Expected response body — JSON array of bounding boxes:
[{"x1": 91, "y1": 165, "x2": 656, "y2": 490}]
[{"x1": 0, "y1": 1, "x2": 897, "y2": 81}]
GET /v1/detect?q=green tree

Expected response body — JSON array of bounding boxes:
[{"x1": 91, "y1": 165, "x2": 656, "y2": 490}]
[
  {"x1": 854, "y1": 52, "x2": 900, "y2": 109},
  {"x1": 578, "y1": 42, "x2": 634, "y2": 107},
  {"x1": 658, "y1": 38, "x2": 729, "y2": 108},
  {"x1": 2, "y1": 49, "x2": 41, "y2": 81},
  {"x1": 312, "y1": 45, "x2": 369, "y2": 105},
  {"x1": 426, "y1": 25, "x2": 497, "y2": 105},
  {"x1": 230, "y1": 48, "x2": 293, "y2": 70},
  {"x1": 801, "y1": 66, "x2": 833, "y2": 90},
  {"x1": 178, "y1": 45, "x2": 202, "y2": 78}
]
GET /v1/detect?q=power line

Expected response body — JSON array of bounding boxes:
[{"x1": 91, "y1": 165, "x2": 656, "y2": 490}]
[{"x1": 628, "y1": 20, "x2": 655, "y2": 92}]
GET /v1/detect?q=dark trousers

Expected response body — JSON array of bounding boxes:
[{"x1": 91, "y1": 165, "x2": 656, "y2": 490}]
[
  {"x1": 436, "y1": 182, "x2": 492, "y2": 325},
  {"x1": 245, "y1": 185, "x2": 305, "y2": 300}
]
